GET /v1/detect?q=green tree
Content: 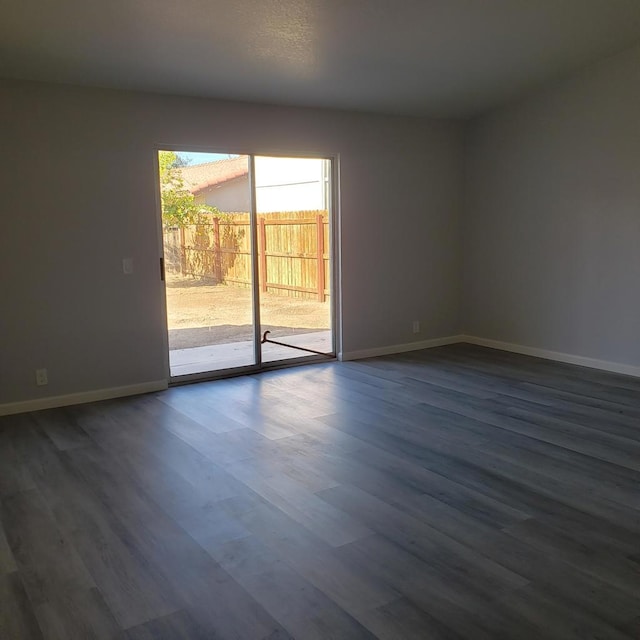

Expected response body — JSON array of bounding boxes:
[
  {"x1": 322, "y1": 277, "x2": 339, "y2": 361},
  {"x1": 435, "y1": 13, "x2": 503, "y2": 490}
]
[
  {"x1": 172, "y1": 154, "x2": 192, "y2": 167},
  {"x1": 158, "y1": 150, "x2": 220, "y2": 227}
]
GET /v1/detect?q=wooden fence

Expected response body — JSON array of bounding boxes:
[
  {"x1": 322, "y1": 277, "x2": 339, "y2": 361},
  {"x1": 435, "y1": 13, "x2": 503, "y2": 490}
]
[{"x1": 164, "y1": 211, "x2": 330, "y2": 301}]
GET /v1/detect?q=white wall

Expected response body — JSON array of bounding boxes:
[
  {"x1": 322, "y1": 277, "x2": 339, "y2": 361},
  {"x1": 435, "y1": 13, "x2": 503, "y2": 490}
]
[
  {"x1": 254, "y1": 156, "x2": 325, "y2": 213},
  {"x1": 0, "y1": 79, "x2": 463, "y2": 407},
  {"x1": 463, "y1": 44, "x2": 640, "y2": 368},
  {"x1": 198, "y1": 157, "x2": 327, "y2": 213},
  {"x1": 197, "y1": 177, "x2": 251, "y2": 213}
]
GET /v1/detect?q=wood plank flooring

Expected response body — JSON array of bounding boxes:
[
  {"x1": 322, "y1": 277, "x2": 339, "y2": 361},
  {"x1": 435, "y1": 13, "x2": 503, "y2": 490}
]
[{"x1": 1, "y1": 343, "x2": 639, "y2": 639}]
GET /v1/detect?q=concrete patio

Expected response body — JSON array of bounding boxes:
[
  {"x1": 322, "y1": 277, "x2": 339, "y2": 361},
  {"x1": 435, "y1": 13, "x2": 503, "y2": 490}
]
[{"x1": 169, "y1": 330, "x2": 333, "y2": 376}]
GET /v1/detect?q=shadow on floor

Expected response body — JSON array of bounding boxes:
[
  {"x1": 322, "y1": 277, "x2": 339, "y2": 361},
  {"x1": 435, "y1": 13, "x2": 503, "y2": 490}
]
[{"x1": 168, "y1": 324, "x2": 327, "y2": 350}]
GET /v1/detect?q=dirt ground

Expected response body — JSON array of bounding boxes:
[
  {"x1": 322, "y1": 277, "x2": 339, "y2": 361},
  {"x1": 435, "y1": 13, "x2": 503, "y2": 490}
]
[{"x1": 166, "y1": 273, "x2": 330, "y2": 350}]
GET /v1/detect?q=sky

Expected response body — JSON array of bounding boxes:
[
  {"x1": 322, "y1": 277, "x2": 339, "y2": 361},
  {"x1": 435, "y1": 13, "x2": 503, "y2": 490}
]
[{"x1": 176, "y1": 151, "x2": 238, "y2": 165}]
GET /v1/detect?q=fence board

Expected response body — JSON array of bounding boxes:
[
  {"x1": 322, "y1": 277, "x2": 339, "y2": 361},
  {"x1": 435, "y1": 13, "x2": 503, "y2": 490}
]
[{"x1": 163, "y1": 210, "x2": 330, "y2": 300}]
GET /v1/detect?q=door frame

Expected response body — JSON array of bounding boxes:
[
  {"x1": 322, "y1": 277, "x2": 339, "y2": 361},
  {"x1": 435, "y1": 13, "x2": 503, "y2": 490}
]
[{"x1": 153, "y1": 146, "x2": 342, "y2": 384}]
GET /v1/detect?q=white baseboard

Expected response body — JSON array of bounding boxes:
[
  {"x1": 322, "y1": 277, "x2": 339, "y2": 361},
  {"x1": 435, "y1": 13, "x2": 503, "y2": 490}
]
[
  {"x1": 0, "y1": 380, "x2": 169, "y2": 417},
  {"x1": 4, "y1": 336, "x2": 636, "y2": 416},
  {"x1": 339, "y1": 335, "x2": 465, "y2": 361},
  {"x1": 339, "y1": 332, "x2": 640, "y2": 378},
  {"x1": 462, "y1": 335, "x2": 640, "y2": 378}
]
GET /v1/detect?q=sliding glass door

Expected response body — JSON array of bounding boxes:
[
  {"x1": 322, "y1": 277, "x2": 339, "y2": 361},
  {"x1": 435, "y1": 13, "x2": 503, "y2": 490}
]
[{"x1": 158, "y1": 151, "x2": 335, "y2": 380}]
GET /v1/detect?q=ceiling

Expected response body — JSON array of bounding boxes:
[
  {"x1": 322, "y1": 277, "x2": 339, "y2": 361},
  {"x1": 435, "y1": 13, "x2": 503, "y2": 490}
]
[{"x1": 2, "y1": 0, "x2": 640, "y2": 118}]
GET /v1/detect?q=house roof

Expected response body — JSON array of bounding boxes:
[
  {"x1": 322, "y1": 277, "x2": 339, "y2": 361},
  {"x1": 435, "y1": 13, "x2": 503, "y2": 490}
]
[{"x1": 179, "y1": 156, "x2": 248, "y2": 195}]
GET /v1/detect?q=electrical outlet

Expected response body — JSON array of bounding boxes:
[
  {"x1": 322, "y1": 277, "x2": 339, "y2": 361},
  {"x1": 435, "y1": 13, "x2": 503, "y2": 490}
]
[
  {"x1": 412, "y1": 320, "x2": 420, "y2": 334},
  {"x1": 122, "y1": 258, "x2": 134, "y2": 275},
  {"x1": 36, "y1": 368, "x2": 48, "y2": 386}
]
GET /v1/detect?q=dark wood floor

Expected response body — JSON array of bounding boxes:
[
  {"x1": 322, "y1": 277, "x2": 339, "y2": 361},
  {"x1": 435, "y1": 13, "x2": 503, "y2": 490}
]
[{"x1": 1, "y1": 343, "x2": 639, "y2": 639}]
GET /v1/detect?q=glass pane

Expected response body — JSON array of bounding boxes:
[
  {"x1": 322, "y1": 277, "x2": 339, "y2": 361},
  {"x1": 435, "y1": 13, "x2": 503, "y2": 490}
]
[
  {"x1": 159, "y1": 151, "x2": 256, "y2": 376},
  {"x1": 254, "y1": 156, "x2": 333, "y2": 363}
]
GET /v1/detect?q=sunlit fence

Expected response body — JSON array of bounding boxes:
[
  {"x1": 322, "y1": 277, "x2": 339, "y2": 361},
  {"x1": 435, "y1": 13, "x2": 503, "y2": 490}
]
[{"x1": 164, "y1": 210, "x2": 330, "y2": 301}]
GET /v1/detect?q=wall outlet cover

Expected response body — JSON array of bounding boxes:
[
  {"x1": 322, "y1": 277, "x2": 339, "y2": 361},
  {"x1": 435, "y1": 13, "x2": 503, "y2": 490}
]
[{"x1": 122, "y1": 258, "x2": 134, "y2": 275}]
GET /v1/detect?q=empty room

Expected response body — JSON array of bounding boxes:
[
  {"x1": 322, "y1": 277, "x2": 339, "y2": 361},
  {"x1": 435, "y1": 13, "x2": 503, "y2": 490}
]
[{"x1": 1, "y1": 2, "x2": 640, "y2": 638}]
